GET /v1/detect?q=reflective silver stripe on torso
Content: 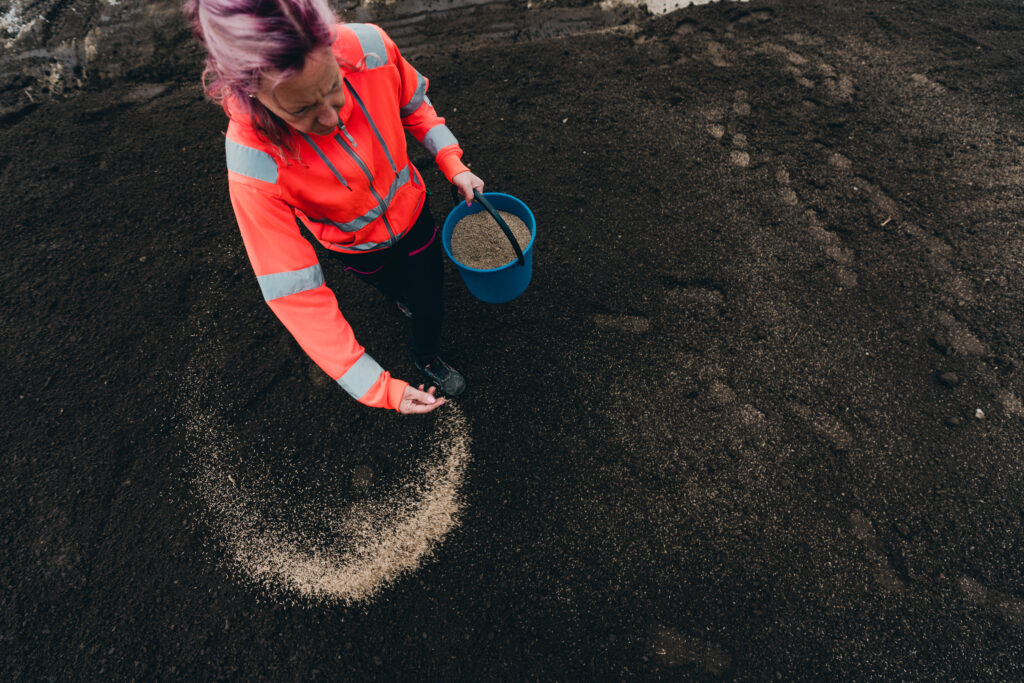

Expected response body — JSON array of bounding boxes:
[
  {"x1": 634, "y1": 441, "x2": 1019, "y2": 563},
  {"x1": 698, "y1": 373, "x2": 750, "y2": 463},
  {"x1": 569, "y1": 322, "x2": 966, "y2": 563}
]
[
  {"x1": 337, "y1": 352, "x2": 385, "y2": 400},
  {"x1": 348, "y1": 24, "x2": 388, "y2": 69},
  {"x1": 226, "y1": 138, "x2": 278, "y2": 183},
  {"x1": 257, "y1": 263, "x2": 325, "y2": 301},
  {"x1": 422, "y1": 124, "x2": 458, "y2": 157},
  {"x1": 399, "y1": 72, "x2": 428, "y2": 118},
  {"x1": 304, "y1": 165, "x2": 411, "y2": 233},
  {"x1": 331, "y1": 236, "x2": 400, "y2": 252}
]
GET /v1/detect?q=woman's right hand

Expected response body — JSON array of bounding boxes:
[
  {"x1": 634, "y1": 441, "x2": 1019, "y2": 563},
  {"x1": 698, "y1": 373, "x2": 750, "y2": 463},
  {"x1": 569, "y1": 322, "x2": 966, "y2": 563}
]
[{"x1": 399, "y1": 384, "x2": 447, "y2": 414}]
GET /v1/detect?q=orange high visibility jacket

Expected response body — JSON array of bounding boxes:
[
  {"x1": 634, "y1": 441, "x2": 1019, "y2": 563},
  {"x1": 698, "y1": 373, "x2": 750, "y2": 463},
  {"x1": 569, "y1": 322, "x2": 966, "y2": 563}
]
[{"x1": 223, "y1": 23, "x2": 470, "y2": 411}]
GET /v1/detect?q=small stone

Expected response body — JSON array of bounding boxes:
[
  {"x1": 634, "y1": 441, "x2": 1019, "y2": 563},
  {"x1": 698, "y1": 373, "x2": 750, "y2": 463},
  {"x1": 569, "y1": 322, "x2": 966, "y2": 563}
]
[
  {"x1": 732, "y1": 133, "x2": 748, "y2": 148},
  {"x1": 733, "y1": 101, "x2": 751, "y2": 116},
  {"x1": 938, "y1": 371, "x2": 960, "y2": 387},
  {"x1": 975, "y1": 408, "x2": 985, "y2": 420},
  {"x1": 139, "y1": 256, "x2": 147, "y2": 263},
  {"x1": 707, "y1": 123, "x2": 725, "y2": 139}
]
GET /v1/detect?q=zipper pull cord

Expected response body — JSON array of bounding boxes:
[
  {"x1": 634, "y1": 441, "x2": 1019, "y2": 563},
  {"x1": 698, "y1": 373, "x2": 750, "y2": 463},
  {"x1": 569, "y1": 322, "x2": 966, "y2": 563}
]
[
  {"x1": 338, "y1": 122, "x2": 356, "y2": 147},
  {"x1": 299, "y1": 131, "x2": 353, "y2": 192}
]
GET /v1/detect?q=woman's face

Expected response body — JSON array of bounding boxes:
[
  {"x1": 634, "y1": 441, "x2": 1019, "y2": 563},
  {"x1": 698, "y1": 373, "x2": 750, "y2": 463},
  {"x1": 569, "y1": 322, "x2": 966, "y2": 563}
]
[{"x1": 257, "y1": 49, "x2": 345, "y2": 136}]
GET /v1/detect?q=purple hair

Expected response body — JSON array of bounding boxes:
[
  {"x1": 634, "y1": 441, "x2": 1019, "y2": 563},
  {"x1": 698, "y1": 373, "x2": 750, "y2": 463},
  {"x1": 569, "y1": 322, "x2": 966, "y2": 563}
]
[{"x1": 183, "y1": 0, "x2": 341, "y2": 153}]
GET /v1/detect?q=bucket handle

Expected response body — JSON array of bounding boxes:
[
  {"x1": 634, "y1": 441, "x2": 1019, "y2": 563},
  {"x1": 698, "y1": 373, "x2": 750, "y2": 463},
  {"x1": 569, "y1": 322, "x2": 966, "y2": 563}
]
[
  {"x1": 474, "y1": 190, "x2": 525, "y2": 267},
  {"x1": 454, "y1": 189, "x2": 526, "y2": 267}
]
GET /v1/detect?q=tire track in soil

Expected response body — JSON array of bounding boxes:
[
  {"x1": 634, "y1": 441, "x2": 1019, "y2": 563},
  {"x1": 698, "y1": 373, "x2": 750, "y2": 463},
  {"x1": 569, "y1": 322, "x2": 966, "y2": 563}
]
[
  {"x1": 711, "y1": 19, "x2": 1024, "y2": 426},
  {"x1": 706, "y1": 10, "x2": 1024, "y2": 595},
  {"x1": 808, "y1": 9, "x2": 1017, "y2": 611},
  {"x1": 583, "y1": 8, "x2": 1024, "y2": 671},
  {"x1": 174, "y1": 314, "x2": 473, "y2": 605}
]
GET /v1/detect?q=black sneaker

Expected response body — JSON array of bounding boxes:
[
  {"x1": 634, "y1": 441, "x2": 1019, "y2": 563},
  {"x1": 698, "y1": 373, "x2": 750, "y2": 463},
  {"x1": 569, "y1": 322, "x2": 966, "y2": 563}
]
[{"x1": 414, "y1": 356, "x2": 466, "y2": 396}]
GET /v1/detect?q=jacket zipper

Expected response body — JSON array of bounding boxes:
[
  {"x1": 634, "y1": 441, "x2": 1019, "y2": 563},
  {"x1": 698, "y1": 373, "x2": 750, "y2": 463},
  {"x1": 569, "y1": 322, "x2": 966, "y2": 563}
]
[{"x1": 334, "y1": 124, "x2": 397, "y2": 243}]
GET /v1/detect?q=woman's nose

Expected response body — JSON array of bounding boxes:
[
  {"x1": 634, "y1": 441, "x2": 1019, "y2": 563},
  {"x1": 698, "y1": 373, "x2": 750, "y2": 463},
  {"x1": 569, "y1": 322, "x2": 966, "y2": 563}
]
[{"x1": 316, "y1": 103, "x2": 339, "y2": 129}]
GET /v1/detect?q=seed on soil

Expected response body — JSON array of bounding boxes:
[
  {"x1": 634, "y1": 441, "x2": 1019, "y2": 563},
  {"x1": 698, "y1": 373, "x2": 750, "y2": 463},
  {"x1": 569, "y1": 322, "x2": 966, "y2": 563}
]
[
  {"x1": 352, "y1": 464, "x2": 374, "y2": 489},
  {"x1": 975, "y1": 408, "x2": 985, "y2": 419},
  {"x1": 945, "y1": 415, "x2": 962, "y2": 426},
  {"x1": 451, "y1": 210, "x2": 532, "y2": 269}
]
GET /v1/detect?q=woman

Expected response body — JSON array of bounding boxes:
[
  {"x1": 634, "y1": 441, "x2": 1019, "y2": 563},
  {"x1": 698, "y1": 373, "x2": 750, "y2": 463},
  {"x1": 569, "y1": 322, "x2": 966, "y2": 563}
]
[{"x1": 184, "y1": 0, "x2": 484, "y2": 414}]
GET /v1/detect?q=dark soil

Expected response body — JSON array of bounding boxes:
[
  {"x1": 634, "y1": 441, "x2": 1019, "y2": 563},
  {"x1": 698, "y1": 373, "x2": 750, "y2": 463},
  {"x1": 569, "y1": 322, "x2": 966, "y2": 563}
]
[{"x1": 3, "y1": 0, "x2": 1024, "y2": 678}]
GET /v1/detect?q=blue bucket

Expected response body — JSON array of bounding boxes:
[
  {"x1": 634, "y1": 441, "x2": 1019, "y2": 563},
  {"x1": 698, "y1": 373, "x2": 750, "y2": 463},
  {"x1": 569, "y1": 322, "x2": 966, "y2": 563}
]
[{"x1": 442, "y1": 191, "x2": 536, "y2": 304}]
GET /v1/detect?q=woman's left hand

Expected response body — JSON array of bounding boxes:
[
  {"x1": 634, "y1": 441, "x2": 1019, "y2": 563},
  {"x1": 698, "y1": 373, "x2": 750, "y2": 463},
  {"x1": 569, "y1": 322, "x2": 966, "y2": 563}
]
[{"x1": 451, "y1": 171, "x2": 485, "y2": 206}]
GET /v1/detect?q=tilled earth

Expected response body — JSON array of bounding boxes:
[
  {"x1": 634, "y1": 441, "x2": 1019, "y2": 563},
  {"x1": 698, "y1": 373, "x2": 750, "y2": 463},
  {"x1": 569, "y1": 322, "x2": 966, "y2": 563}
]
[{"x1": 3, "y1": 0, "x2": 1024, "y2": 678}]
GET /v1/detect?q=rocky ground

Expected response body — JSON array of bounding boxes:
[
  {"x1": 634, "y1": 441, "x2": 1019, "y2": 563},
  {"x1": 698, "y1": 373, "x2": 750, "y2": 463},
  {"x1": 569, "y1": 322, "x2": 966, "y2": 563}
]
[{"x1": 3, "y1": 0, "x2": 1024, "y2": 678}]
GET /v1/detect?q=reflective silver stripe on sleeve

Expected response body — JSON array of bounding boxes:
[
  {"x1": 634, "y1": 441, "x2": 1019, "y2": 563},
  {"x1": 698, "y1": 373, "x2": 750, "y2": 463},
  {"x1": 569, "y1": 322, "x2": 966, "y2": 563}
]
[
  {"x1": 256, "y1": 263, "x2": 325, "y2": 301},
  {"x1": 400, "y1": 72, "x2": 427, "y2": 118},
  {"x1": 305, "y1": 165, "x2": 412, "y2": 233},
  {"x1": 348, "y1": 24, "x2": 388, "y2": 68},
  {"x1": 422, "y1": 124, "x2": 458, "y2": 157},
  {"x1": 226, "y1": 138, "x2": 278, "y2": 183},
  {"x1": 337, "y1": 352, "x2": 385, "y2": 399}
]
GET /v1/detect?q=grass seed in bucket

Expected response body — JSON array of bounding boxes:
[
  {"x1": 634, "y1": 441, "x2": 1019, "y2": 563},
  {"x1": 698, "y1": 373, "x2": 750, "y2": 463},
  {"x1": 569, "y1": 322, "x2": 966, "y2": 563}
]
[{"x1": 450, "y1": 210, "x2": 532, "y2": 269}]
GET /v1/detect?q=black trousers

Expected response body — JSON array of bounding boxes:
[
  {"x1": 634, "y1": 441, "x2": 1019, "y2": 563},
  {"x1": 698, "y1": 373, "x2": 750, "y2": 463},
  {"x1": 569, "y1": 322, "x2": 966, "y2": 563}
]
[{"x1": 328, "y1": 200, "x2": 443, "y2": 365}]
